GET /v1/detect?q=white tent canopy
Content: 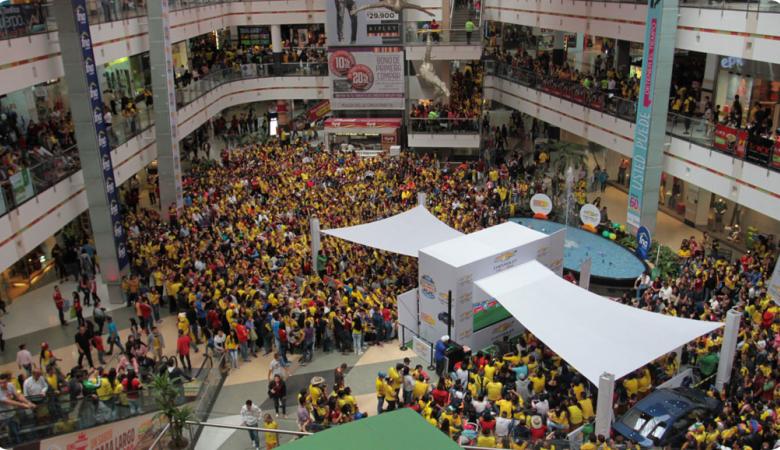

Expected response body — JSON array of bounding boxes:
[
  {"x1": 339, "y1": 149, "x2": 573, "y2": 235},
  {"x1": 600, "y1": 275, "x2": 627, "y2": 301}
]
[
  {"x1": 321, "y1": 206, "x2": 463, "y2": 257},
  {"x1": 476, "y1": 260, "x2": 722, "y2": 385}
]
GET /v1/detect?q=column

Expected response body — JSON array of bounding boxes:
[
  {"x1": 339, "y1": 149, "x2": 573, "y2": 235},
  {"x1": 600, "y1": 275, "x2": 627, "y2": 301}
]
[
  {"x1": 572, "y1": 32, "x2": 585, "y2": 68},
  {"x1": 148, "y1": 0, "x2": 183, "y2": 217},
  {"x1": 552, "y1": 31, "x2": 565, "y2": 66},
  {"x1": 310, "y1": 217, "x2": 321, "y2": 274},
  {"x1": 417, "y1": 192, "x2": 427, "y2": 207},
  {"x1": 615, "y1": 39, "x2": 631, "y2": 74},
  {"x1": 52, "y1": 1, "x2": 128, "y2": 303},
  {"x1": 715, "y1": 309, "x2": 741, "y2": 391},
  {"x1": 701, "y1": 52, "x2": 719, "y2": 100},
  {"x1": 595, "y1": 373, "x2": 615, "y2": 438},
  {"x1": 626, "y1": 0, "x2": 679, "y2": 234},
  {"x1": 271, "y1": 24, "x2": 283, "y2": 73}
]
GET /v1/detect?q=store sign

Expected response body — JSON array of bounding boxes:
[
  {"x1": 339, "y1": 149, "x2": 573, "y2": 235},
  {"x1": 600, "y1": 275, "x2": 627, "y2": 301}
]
[
  {"x1": 325, "y1": 0, "x2": 401, "y2": 46},
  {"x1": 10, "y1": 168, "x2": 34, "y2": 204},
  {"x1": 746, "y1": 134, "x2": 773, "y2": 167},
  {"x1": 328, "y1": 47, "x2": 405, "y2": 110},
  {"x1": 626, "y1": 0, "x2": 676, "y2": 229},
  {"x1": 70, "y1": 0, "x2": 129, "y2": 270},
  {"x1": 713, "y1": 123, "x2": 748, "y2": 158},
  {"x1": 720, "y1": 56, "x2": 744, "y2": 70}
]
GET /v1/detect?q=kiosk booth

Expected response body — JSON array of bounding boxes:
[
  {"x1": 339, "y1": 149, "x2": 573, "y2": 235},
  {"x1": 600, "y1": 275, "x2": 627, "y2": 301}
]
[{"x1": 323, "y1": 118, "x2": 401, "y2": 153}]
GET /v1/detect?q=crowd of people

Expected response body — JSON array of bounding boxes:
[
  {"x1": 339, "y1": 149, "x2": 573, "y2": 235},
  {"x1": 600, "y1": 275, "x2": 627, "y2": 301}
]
[{"x1": 410, "y1": 63, "x2": 484, "y2": 132}]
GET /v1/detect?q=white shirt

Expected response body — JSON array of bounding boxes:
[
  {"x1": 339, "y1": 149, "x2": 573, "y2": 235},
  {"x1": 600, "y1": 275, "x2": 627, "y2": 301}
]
[
  {"x1": 496, "y1": 416, "x2": 513, "y2": 437},
  {"x1": 241, "y1": 404, "x2": 261, "y2": 426},
  {"x1": 23, "y1": 376, "x2": 48, "y2": 397},
  {"x1": 659, "y1": 286, "x2": 673, "y2": 301}
]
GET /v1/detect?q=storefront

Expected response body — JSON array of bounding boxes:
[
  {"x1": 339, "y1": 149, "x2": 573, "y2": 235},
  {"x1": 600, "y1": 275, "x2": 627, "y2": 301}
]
[
  {"x1": 714, "y1": 57, "x2": 780, "y2": 130},
  {"x1": 324, "y1": 118, "x2": 401, "y2": 152},
  {"x1": 98, "y1": 54, "x2": 151, "y2": 99}
]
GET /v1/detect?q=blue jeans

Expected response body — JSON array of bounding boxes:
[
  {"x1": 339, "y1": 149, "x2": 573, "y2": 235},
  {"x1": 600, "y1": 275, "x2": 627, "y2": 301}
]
[
  {"x1": 377, "y1": 396, "x2": 384, "y2": 415},
  {"x1": 247, "y1": 429, "x2": 259, "y2": 447},
  {"x1": 239, "y1": 342, "x2": 249, "y2": 361},
  {"x1": 352, "y1": 332, "x2": 363, "y2": 354}
]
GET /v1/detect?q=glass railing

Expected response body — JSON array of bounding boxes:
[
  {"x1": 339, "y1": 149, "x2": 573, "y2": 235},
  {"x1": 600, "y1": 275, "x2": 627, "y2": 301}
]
[
  {"x1": 175, "y1": 62, "x2": 328, "y2": 108},
  {"x1": 0, "y1": 103, "x2": 154, "y2": 217},
  {"x1": 0, "y1": 374, "x2": 199, "y2": 448},
  {"x1": 487, "y1": 60, "x2": 780, "y2": 172},
  {"x1": 678, "y1": 0, "x2": 780, "y2": 13},
  {"x1": 86, "y1": 0, "x2": 148, "y2": 26},
  {"x1": 408, "y1": 116, "x2": 480, "y2": 133},
  {"x1": 404, "y1": 22, "x2": 481, "y2": 45},
  {"x1": 0, "y1": 2, "x2": 50, "y2": 41}
]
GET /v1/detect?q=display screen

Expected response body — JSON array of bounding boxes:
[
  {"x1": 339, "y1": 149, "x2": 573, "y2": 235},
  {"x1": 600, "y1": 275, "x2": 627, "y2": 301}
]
[
  {"x1": 269, "y1": 118, "x2": 278, "y2": 137},
  {"x1": 472, "y1": 298, "x2": 512, "y2": 332}
]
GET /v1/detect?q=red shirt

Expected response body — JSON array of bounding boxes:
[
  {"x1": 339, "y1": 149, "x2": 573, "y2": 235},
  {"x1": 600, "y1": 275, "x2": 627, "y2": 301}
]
[
  {"x1": 177, "y1": 335, "x2": 191, "y2": 355},
  {"x1": 92, "y1": 335, "x2": 105, "y2": 352},
  {"x1": 53, "y1": 291, "x2": 64, "y2": 309},
  {"x1": 432, "y1": 388, "x2": 449, "y2": 407}
]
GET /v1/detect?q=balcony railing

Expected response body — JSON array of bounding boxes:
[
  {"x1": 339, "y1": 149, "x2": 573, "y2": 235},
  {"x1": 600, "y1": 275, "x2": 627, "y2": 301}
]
[
  {"x1": 486, "y1": 60, "x2": 780, "y2": 173},
  {"x1": 404, "y1": 23, "x2": 481, "y2": 45},
  {"x1": 175, "y1": 62, "x2": 328, "y2": 108},
  {"x1": 408, "y1": 117, "x2": 480, "y2": 133}
]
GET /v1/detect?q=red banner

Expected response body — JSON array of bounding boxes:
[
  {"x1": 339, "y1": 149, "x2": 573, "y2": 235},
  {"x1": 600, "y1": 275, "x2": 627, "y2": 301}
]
[
  {"x1": 306, "y1": 100, "x2": 331, "y2": 122},
  {"x1": 713, "y1": 124, "x2": 747, "y2": 158}
]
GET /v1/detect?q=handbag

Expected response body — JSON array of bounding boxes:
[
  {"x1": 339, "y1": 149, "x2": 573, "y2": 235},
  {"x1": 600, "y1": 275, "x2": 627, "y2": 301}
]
[{"x1": 69, "y1": 307, "x2": 77, "y2": 319}]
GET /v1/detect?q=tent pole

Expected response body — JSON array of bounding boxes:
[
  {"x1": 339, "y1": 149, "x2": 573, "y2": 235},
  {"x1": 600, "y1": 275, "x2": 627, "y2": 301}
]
[
  {"x1": 715, "y1": 308, "x2": 741, "y2": 392},
  {"x1": 595, "y1": 372, "x2": 615, "y2": 439},
  {"x1": 417, "y1": 192, "x2": 427, "y2": 207},
  {"x1": 447, "y1": 290, "x2": 452, "y2": 339},
  {"x1": 310, "y1": 217, "x2": 320, "y2": 275}
]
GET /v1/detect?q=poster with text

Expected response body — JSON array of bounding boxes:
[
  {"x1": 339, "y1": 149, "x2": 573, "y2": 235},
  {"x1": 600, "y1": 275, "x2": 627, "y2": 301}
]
[
  {"x1": 328, "y1": 47, "x2": 405, "y2": 110},
  {"x1": 326, "y1": 0, "x2": 400, "y2": 46}
]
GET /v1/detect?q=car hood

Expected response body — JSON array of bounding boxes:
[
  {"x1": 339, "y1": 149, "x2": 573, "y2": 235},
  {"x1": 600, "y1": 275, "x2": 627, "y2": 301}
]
[{"x1": 612, "y1": 421, "x2": 655, "y2": 448}]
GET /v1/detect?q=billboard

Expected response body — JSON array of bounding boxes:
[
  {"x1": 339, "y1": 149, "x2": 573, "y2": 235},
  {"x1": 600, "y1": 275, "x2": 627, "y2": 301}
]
[
  {"x1": 328, "y1": 47, "x2": 405, "y2": 110},
  {"x1": 326, "y1": 0, "x2": 401, "y2": 46}
]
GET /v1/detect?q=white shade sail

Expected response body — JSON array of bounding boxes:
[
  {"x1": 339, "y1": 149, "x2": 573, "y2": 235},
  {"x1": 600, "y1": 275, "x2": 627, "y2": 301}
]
[
  {"x1": 321, "y1": 206, "x2": 463, "y2": 257},
  {"x1": 475, "y1": 260, "x2": 723, "y2": 385}
]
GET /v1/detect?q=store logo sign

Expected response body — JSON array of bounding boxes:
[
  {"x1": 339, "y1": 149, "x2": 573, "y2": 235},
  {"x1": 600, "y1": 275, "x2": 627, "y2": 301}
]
[{"x1": 720, "y1": 57, "x2": 743, "y2": 70}]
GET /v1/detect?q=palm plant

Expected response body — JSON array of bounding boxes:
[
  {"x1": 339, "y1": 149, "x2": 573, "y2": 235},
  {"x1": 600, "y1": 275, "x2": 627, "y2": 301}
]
[{"x1": 151, "y1": 373, "x2": 193, "y2": 449}]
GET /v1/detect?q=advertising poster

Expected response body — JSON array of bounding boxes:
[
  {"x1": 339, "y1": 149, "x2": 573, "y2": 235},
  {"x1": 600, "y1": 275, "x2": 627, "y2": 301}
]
[
  {"x1": 326, "y1": 0, "x2": 401, "y2": 46},
  {"x1": 10, "y1": 168, "x2": 35, "y2": 204},
  {"x1": 306, "y1": 100, "x2": 332, "y2": 121},
  {"x1": 37, "y1": 412, "x2": 162, "y2": 450},
  {"x1": 71, "y1": 0, "x2": 129, "y2": 270},
  {"x1": 713, "y1": 123, "x2": 748, "y2": 158},
  {"x1": 746, "y1": 134, "x2": 773, "y2": 167},
  {"x1": 328, "y1": 47, "x2": 405, "y2": 110},
  {"x1": 0, "y1": 3, "x2": 46, "y2": 37}
]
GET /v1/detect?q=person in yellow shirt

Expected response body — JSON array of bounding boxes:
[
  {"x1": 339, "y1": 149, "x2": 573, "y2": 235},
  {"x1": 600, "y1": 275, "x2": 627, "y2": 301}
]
[
  {"x1": 623, "y1": 375, "x2": 639, "y2": 397},
  {"x1": 375, "y1": 371, "x2": 386, "y2": 415},
  {"x1": 579, "y1": 396, "x2": 595, "y2": 421},
  {"x1": 383, "y1": 376, "x2": 399, "y2": 411},
  {"x1": 412, "y1": 375, "x2": 429, "y2": 401},
  {"x1": 529, "y1": 371, "x2": 546, "y2": 395},
  {"x1": 263, "y1": 413, "x2": 278, "y2": 449},
  {"x1": 486, "y1": 379, "x2": 503, "y2": 402},
  {"x1": 483, "y1": 362, "x2": 498, "y2": 383},
  {"x1": 476, "y1": 428, "x2": 498, "y2": 448}
]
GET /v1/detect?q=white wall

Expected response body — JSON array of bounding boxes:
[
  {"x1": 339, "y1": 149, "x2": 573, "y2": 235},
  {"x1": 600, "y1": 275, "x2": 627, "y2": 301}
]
[{"x1": 408, "y1": 132, "x2": 481, "y2": 148}]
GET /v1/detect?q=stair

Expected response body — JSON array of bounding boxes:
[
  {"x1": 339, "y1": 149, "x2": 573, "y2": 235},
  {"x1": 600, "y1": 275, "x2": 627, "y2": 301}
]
[{"x1": 450, "y1": 3, "x2": 476, "y2": 44}]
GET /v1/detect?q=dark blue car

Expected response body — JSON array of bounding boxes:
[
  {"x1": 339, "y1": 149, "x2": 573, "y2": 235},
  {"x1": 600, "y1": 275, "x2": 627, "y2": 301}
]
[{"x1": 613, "y1": 387, "x2": 721, "y2": 448}]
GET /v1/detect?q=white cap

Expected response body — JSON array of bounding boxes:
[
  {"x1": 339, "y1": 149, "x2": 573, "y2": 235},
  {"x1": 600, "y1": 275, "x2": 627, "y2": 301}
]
[{"x1": 442, "y1": 335, "x2": 450, "y2": 342}]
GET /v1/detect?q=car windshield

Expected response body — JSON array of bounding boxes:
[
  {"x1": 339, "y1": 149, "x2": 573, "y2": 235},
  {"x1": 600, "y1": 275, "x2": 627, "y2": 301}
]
[{"x1": 621, "y1": 409, "x2": 671, "y2": 438}]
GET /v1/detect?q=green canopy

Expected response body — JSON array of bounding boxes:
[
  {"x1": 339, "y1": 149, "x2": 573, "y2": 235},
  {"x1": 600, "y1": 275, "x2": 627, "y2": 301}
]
[{"x1": 280, "y1": 409, "x2": 461, "y2": 450}]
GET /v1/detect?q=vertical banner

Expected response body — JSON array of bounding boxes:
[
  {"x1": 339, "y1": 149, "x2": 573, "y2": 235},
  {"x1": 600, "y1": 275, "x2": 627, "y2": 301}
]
[
  {"x1": 579, "y1": 258, "x2": 592, "y2": 291},
  {"x1": 71, "y1": 0, "x2": 129, "y2": 270},
  {"x1": 326, "y1": 0, "x2": 401, "y2": 46},
  {"x1": 328, "y1": 47, "x2": 405, "y2": 110},
  {"x1": 636, "y1": 226, "x2": 651, "y2": 260},
  {"x1": 626, "y1": 0, "x2": 678, "y2": 231}
]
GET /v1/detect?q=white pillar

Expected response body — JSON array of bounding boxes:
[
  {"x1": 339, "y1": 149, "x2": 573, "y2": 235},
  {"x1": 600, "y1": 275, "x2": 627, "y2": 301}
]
[
  {"x1": 271, "y1": 25, "x2": 283, "y2": 53},
  {"x1": 310, "y1": 217, "x2": 321, "y2": 274},
  {"x1": 595, "y1": 373, "x2": 615, "y2": 439},
  {"x1": 417, "y1": 192, "x2": 427, "y2": 207},
  {"x1": 578, "y1": 257, "x2": 592, "y2": 290},
  {"x1": 715, "y1": 309, "x2": 741, "y2": 391}
]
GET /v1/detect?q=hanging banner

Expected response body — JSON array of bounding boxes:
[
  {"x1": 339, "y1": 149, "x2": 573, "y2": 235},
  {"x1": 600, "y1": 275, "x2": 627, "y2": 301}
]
[
  {"x1": 636, "y1": 225, "x2": 651, "y2": 260},
  {"x1": 626, "y1": 0, "x2": 678, "y2": 228},
  {"x1": 326, "y1": 0, "x2": 401, "y2": 46},
  {"x1": 10, "y1": 168, "x2": 35, "y2": 204},
  {"x1": 713, "y1": 124, "x2": 748, "y2": 158},
  {"x1": 71, "y1": 0, "x2": 129, "y2": 270},
  {"x1": 328, "y1": 47, "x2": 405, "y2": 110},
  {"x1": 745, "y1": 134, "x2": 773, "y2": 167}
]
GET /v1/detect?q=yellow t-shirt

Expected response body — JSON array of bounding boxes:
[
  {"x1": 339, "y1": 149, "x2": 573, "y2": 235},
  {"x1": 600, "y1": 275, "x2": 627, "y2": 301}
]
[
  {"x1": 264, "y1": 421, "x2": 278, "y2": 445},
  {"x1": 477, "y1": 435, "x2": 497, "y2": 448},
  {"x1": 530, "y1": 375, "x2": 546, "y2": 394},
  {"x1": 623, "y1": 378, "x2": 639, "y2": 396},
  {"x1": 483, "y1": 365, "x2": 497, "y2": 382},
  {"x1": 413, "y1": 380, "x2": 429, "y2": 400},
  {"x1": 486, "y1": 381, "x2": 503, "y2": 402}
]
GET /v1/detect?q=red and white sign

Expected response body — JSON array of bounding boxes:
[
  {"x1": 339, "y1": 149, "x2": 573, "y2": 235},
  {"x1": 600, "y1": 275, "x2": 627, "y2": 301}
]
[
  {"x1": 324, "y1": 118, "x2": 402, "y2": 129},
  {"x1": 328, "y1": 47, "x2": 404, "y2": 110},
  {"x1": 38, "y1": 412, "x2": 161, "y2": 450}
]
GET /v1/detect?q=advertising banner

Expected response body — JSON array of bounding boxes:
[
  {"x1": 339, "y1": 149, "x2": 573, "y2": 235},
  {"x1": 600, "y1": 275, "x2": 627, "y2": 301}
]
[
  {"x1": 306, "y1": 100, "x2": 332, "y2": 121},
  {"x1": 0, "y1": 4, "x2": 46, "y2": 38},
  {"x1": 37, "y1": 412, "x2": 162, "y2": 449},
  {"x1": 746, "y1": 134, "x2": 773, "y2": 167},
  {"x1": 328, "y1": 47, "x2": 405, "y2": 110},
  {"x1": 636, "y1": 225, "x2": 651, "y2": 260},
  {"x1": 326, "y1": 0, "x2": 401, "y2": 46},
  {"x1": 773, "y1": 139, "x2": 780, "y2": 171},
  {"x1": 10, "y1": 168, "x2": 35, "y2": 204},
  {"x1": 713, "y1": 124, "x2": 748, "y2": 158},
  {"x1": 71, "y1": 0, "x2": 129, "y2": 270},
  {"x1": 626, "y1": 0, "x2": 678, "y2": 229}
]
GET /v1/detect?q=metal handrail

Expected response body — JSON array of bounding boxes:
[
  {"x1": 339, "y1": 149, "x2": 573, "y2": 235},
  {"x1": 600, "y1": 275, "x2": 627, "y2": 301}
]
[{"x1": 184, "y1": 420, "x2": 313, "y2": 436}]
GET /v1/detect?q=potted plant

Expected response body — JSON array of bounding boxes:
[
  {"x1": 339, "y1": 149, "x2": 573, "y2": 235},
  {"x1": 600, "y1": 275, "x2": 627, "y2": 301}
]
[{"x1": 151, "y1": 373, "x2": 193, "y2": 449}]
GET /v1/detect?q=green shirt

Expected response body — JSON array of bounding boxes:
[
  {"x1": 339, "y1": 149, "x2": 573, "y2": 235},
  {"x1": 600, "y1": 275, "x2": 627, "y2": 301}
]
[{"x1": 465, "y1": 20, "x2": 475, "y2": 32}]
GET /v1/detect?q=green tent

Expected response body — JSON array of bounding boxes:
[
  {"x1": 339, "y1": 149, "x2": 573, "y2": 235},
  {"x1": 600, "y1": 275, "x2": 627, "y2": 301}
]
[{"x1": 280, "y1": 409, "x2": 461, "y2": 450}]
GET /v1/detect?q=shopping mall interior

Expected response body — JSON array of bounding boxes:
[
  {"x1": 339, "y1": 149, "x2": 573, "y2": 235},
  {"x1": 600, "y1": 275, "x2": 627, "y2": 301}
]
[{"x1": 0, "y1": 0, "x2": 778, "y2": 448}]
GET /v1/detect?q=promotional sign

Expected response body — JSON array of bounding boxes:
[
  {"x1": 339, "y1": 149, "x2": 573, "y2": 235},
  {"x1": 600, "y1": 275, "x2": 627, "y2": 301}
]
[
  {"x1": 38, "y1": 412, "x2": 161, "y2": 449},
  {"x1": 579, "y1": 203, "x2": 601, "y2": 227},
  {"x1": 768, "y1": 256, "x2": 780, "y2": 306},
  {"x1": 529, "y1": 193, "x2": 553, "y2": 216},
  {"x1": 773, "y1": 139, "x2": 780, "y2": 171},
  {"x1": 713, "y1": 123, "x2": 748, "y2": 158},
  {"x1": 10, "y1": 168, "x2": 35, "y2": 204},
  {"x1": 306, "y1": 100, "x2": 332, "y2": 121},
  {"x1": 0, "y1": 3, "x2": 45, "y2": 37},
  {"x1": 636, "y1": 226, "x2": 652, "y2": 260},
  {"x1": 71, "y1": 0, "x2": 129, "y2": 270},
  {"x1": 746, "y1": 134, "x2": 773, "y2": 167},
  {"x1": 626, "y1": 0, "x2": 678, "y2": 229},
  {"x1": 328, "y1": 47, "x2": 405, "y2": 110},
  {"x1": 326, "y1": 0, "x2": 401, "y2": 46}
]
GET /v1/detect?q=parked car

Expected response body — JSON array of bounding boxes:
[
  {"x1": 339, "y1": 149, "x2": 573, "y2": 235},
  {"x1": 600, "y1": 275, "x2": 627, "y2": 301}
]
[{"x1": 613, "y1": 387, "x2": 721, "y2": 448}]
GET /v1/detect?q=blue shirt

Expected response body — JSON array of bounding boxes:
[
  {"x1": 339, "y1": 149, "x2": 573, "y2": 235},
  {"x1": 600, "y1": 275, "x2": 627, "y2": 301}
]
[
  {"x1": 107, "y1": 322, "x2": 118, "y2": 337},
  {"x1": 434, "y1": 340, "x2": 447, "y2": 362}
]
